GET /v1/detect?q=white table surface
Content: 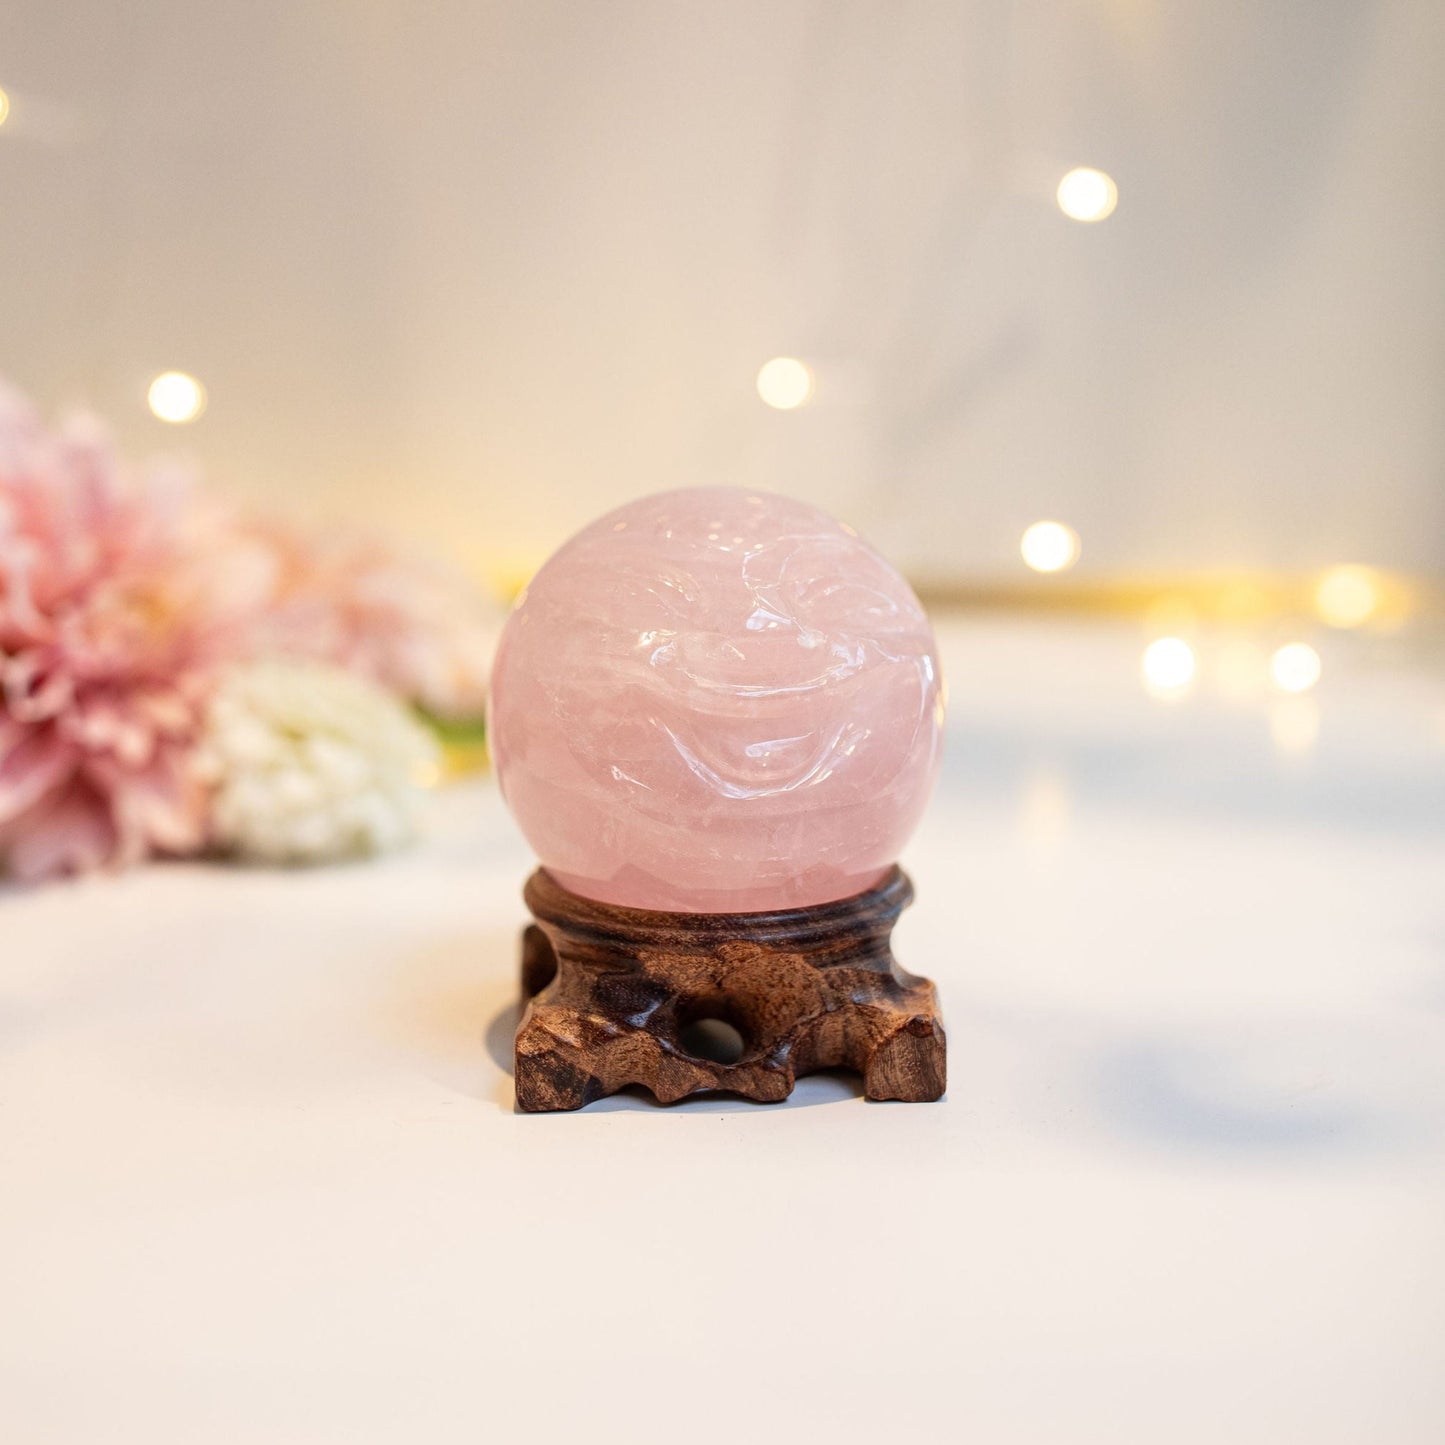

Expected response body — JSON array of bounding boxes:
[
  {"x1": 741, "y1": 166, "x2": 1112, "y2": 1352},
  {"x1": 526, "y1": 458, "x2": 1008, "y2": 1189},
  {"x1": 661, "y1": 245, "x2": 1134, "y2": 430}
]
[{"x1": 3, "y1": 615, "x2": 1444, "y2": 1445}]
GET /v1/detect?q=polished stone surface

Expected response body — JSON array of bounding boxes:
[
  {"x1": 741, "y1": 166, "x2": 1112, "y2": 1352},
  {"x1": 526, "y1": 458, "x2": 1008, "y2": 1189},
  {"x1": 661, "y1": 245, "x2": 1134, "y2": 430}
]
[{"x1": 488, "y1": 488, "x2": 943, "y2": 911}]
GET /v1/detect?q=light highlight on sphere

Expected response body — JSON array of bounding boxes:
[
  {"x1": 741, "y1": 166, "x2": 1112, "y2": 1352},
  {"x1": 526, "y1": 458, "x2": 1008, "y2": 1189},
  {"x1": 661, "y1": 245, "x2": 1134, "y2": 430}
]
[
  {"x1": 1315, "y1": 566, "x2": 1380, "y2": 628},
  {"x1": 756, "y1": 357, "x2": 814, "y2": 410},
  {"x1": 1020, "y1": 520, "x2": 1080, "y2": 573},
  {"x1": 1142, "y1": 637, "x2": 1196, "y2": 697},
  {"x1": 147, "y1": 371, "x2": 206, "y2": 424},
  {"x1": 1056, "y1": 167, "x2": 1118, "y2": 222},
  {"x1": 1270, "y1": 643, "x2": 1321, "y2": 694}
]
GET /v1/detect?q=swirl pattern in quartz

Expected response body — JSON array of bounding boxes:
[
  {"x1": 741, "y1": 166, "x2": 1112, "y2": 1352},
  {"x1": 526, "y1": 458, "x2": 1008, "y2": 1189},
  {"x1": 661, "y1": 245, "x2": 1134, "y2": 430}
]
[{"x1": 489, "y1": 488, "x2": 944, "y2": 912}]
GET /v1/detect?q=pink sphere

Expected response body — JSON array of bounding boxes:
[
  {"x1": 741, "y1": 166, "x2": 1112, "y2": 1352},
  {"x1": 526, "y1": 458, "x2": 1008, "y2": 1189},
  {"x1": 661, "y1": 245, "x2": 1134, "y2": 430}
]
[{"x1": 489, "y1": 488, "x2": 944, "y2": 912}]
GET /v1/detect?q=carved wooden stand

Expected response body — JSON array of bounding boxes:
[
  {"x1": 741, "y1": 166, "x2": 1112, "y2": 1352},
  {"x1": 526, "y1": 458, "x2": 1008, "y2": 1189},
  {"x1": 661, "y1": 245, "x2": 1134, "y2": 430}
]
[{"x1": 514, "y1": 866, "x2": 945, "y2": 1111}]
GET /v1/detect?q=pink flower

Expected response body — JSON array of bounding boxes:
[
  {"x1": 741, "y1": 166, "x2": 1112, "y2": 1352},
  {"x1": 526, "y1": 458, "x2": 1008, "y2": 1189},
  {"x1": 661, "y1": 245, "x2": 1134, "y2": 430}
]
[
  {"x1": 248, "y1": 524, "x2": 501, "y2": 721},
  {"x1": 0, "y1": 383, "x2": 270, "y2": 880}
]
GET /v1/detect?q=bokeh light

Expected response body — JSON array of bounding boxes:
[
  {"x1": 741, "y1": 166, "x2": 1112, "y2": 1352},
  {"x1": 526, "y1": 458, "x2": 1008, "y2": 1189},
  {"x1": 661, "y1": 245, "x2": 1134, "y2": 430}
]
[
  {"x1": 755, "y1": 357, "x2": 814, "y2": 410},
  {"x1": 0, "y1": 87, "x2": 10, "y2": 128},
  {"x1": 1020, "y1": 520, "x2": 1080, "y2": 573},
  {"x1": 1315, "y1": 566, "x2": 1380, "y2": 629},
  {"x1": 1056, "y1": 167, "x2": 1118, "y2": 222},
  {"x1": 147, "y1": 371, "x2": 206, "y2": 424},
  {"x1": 1270, "y1": 642, "x2": 1321, "y2": 693},
  {"x1": 1142, "y1": 637, "x2": 1196, "y2": 698}
]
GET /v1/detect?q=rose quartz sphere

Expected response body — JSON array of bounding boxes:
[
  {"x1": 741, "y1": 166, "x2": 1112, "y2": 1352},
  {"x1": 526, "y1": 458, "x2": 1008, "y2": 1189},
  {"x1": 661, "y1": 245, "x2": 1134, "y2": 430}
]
[{"x1": 489, "y1": 488, "x2": 944, "y2": 913}]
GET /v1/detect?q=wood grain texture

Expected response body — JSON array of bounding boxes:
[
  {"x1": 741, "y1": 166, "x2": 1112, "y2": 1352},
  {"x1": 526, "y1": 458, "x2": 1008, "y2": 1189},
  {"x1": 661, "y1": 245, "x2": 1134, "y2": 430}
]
[{"x1": 514, "y1": 866, "x2": 945, "y2": 1111}]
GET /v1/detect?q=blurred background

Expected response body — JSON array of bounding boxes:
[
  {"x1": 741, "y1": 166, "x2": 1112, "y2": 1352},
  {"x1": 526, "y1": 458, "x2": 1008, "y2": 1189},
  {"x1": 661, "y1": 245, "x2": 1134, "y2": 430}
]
[
  {"x1": 5, "y1": 9, "x2": 1445, "y2": 1441},
  {"x1": 1, "y1": 0, "x2": 1443, "y2": 596}
]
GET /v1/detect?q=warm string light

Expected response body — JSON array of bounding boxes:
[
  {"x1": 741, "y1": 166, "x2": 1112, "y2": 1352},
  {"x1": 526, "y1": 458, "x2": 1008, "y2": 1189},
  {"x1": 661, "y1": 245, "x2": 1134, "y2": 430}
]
[
  {"x1": 1020, "y1": 520, "x2": 1080, "y2": 573},
  {"x1": 147, "y1": 371, "x2": 206, "y2": 423},
  {"x1": 1056, "y1": 167, "x2": 1118, "y2": 222},
  {"x1": 1141, "y1": 637, "x2": 1196, "y2": 698},
  {"x1": 1315, "y1": 566, "x2": 1380, "y2": 628},
  {"x1": 1139, "y1": 628, "x2": 1329, "y2": 741},
  {"x1": 1270, "y1": 642, "x2": 1321, "y2": 694},
  {"x1": 756, "y1": 357, "x2": 813, "y2": 410}
]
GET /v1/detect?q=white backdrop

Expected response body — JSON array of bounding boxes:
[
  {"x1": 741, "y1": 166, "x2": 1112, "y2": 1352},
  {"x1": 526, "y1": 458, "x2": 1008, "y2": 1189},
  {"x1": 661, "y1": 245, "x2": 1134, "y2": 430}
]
[{"x1": 1, "y1": 1, "x2": 1441, "y2": 580}]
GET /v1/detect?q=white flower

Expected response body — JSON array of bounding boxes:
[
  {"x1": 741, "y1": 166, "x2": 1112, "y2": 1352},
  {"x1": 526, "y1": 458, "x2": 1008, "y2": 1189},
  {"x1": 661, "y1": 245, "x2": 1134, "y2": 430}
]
[{"x1": 198, "y1": 659, "x2": 440, "y2": 864}]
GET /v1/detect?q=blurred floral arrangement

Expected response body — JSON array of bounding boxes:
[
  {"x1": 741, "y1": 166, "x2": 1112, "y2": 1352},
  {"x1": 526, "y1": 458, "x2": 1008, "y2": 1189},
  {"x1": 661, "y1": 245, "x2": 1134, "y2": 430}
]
[{"x1": 0, "y1": 380, "x2": 501, "y2": 883}]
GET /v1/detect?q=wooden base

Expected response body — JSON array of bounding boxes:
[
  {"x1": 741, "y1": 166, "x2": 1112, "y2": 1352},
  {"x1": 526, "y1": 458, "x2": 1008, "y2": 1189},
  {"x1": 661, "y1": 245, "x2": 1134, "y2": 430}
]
[{"x1": 514, "y1": 866, "x2": 945, "y2": 1111}]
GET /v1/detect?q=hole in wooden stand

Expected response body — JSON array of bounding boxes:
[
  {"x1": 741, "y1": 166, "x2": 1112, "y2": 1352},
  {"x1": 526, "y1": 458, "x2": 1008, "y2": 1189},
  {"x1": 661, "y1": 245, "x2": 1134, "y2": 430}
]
[{"x1": 677, "y1": 1017, "x2": 746, "y2": 1065}]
